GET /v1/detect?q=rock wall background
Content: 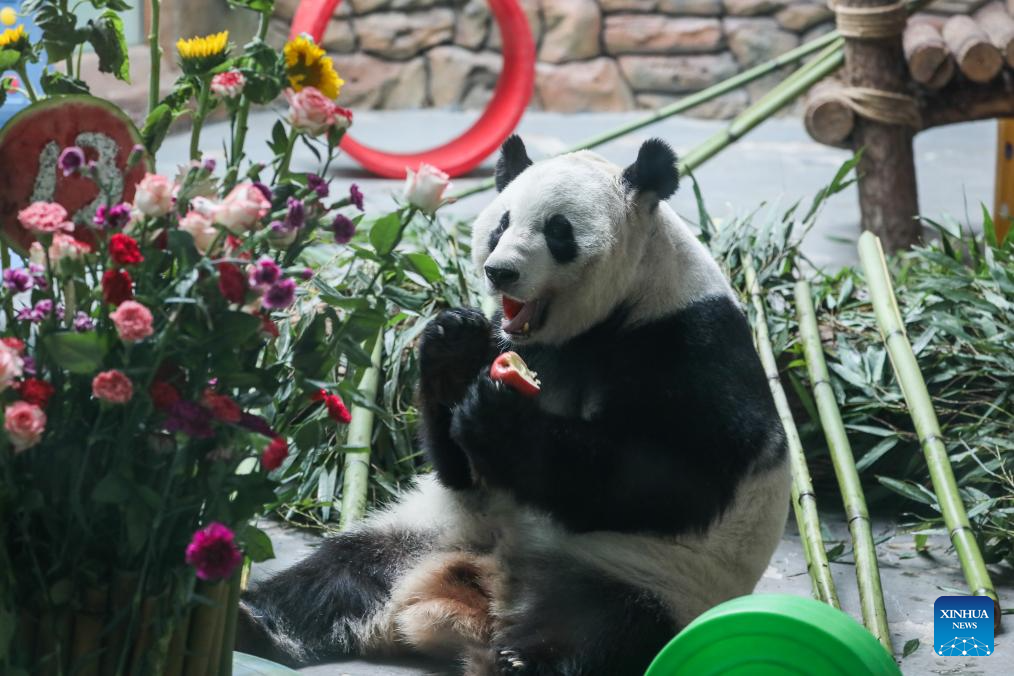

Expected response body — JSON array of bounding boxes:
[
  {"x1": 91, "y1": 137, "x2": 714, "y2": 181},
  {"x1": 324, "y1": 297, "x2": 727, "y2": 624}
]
[{"x1": 268, "y1": 0, "x2": 835, "y2": 118}]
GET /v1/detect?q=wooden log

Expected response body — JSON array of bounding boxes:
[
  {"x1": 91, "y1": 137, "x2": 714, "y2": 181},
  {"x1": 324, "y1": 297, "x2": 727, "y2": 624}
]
[
  {"x1": 804, "y1": 79, "x2": 855, "y2": 145},
  {"x1": 943, "y1": 15, "x2": 1004, "y2": 83},
  {"x1": 70, "y1": 586, "x2": 109, "y2": 676},
  {"x1": 975, "y1": 2, "x2": 1014, "y2": 67},
  {"x1": 98, "y1": 572, "x2": 139, "y2": 676},
  {"x1": 903, "y1": 22, "x2": 956, "y2": 88},
  {"x1": 36, "y1": 607, "x2": 72, "y2": 676},
  {"x1": 841, "y1": 0, "x2": 921, "y2": 250},
  {"x1": 183, "y1": 581, "x2": 228, "y2": 676},
  {"x1": 165, "y1": 607, "x2": 192, "y2": 676},
  {"x1": 15, "y1": 608, "x2": 38, "y2": 663},
  {"x1": 920, "y1": 73, "x2": 1014, "y2": 130}
]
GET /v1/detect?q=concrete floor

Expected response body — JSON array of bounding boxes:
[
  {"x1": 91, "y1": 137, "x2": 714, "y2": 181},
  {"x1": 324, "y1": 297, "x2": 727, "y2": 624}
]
[{"x1": 160, "y1": 111, "x2": 1007, "y2": 674}]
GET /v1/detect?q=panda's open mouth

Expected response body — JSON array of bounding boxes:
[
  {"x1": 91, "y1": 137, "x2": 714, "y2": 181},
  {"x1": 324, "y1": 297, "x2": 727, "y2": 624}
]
[{"x1": 501, "y1": 295, "x2": 546, "y2": 338}]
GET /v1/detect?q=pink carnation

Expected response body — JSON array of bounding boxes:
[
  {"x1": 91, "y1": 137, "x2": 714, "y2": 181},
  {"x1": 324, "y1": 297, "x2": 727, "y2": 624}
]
[
  {"x1": 185, "y1": 522, "x2": 243, "y2": 581},
  {"x1": 4, "y1": 401, "x2": 46, "y2": 452},
  {"x1": 110, "y1": 300, "x2": 154, "y2": 342},
  {"x1": 92, "y1": 369, "x2": 134, "y2": 404},
  {"x1": 0, "y1": 342, "x2": 24, "y2": 393},
  {"x1": 211, "y1": 70, "x2": 245, "y2": 98},
  {"x1": 18, "y1": 202, "x2": 74, "y2": 234}
]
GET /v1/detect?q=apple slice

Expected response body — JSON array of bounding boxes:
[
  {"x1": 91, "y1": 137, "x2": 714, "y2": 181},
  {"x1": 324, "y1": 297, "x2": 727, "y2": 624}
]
[{"x1": 489, "y1": 351, "x2": 541, "y2": 397}]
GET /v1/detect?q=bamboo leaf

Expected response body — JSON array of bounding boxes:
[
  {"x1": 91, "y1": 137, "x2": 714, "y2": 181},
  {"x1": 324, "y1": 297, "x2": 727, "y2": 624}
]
[{"x1": 903, "y1": 638, "x2": 920, "y2": 657}]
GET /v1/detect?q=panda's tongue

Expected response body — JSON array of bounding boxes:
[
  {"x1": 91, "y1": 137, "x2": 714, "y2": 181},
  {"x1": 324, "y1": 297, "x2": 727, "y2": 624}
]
[{"x1": 502, "y1": 296, "x2": 537, "y2": 334}]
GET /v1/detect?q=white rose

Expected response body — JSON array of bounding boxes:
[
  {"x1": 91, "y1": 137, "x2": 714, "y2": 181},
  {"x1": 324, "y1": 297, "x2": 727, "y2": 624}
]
[
  {"x1": 403, "y1": 163, "x2": 451, "y2": 214},
  {"x1": 179, "y1": 210, "x2": 220, "y2": 254},
  {"x1": 134, "y1": 173, "x2": 174, "y2": 217}
]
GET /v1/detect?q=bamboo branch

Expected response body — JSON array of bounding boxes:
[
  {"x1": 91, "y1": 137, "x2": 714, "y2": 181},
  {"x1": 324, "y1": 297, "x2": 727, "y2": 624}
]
[
  {"x1": 339, "y1": 332, "x2": 385, "y2": 530},
  {"x1": 795, "y1": 280, "x2": 893, "y2": 652},
  {"x1": 857, "y1": 232, "x2": 1002, "y2": 630},
  {"x1": 744, "y1": 260, "x2": 840, "y2": 608}
]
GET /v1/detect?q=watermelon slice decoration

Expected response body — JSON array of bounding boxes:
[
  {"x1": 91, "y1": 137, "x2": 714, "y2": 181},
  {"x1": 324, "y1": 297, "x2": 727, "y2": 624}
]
[{"x1": 0, "y1": 95, "x2": 150, "y2": 253}]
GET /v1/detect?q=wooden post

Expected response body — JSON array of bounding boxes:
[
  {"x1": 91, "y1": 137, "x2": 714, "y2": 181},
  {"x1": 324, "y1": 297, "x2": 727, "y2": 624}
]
[
  {"x1": 995, "y1": 119, "x2": 1014, "y2": 244},
  {"x1": 839, "y1": 0, "x2": 921, "y2": 251}
]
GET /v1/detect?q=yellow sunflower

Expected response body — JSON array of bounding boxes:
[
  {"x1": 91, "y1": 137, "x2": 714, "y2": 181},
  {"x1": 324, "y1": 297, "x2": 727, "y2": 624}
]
[
  {"x1": 176, "y1": 30, "x2": 230, "y2": 75},
  {"x1": 284, "y1": 35, "x2": 343, "y2": 100},
  {"x1": 0, "y1": 24, "x2": 28, "y2": 51}
]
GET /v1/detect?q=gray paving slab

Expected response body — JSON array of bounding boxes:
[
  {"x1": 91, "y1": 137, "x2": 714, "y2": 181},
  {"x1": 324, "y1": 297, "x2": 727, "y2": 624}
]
[
  {"x1": 249, "y1": 517, "x2": 1013, "y2": 676},
  {"x1": 160, "y1": 110, "x2": 995, "y2": 269}
]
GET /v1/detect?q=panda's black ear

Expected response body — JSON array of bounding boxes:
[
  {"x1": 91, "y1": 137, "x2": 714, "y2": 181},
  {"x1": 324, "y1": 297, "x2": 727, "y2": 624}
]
[
  {"x1": 622, "y1": 138, "x2": 679, "y2": 201},
  {"x1": 495, "y1": 135, "x2": 533, "y2": 192}
]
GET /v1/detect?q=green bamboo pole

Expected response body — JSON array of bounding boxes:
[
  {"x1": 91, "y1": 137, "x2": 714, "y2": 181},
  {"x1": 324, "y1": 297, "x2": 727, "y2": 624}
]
[
  {"x1": 744, "y1": 260, "x2": 840, "y2": 608},
  {"x1": 338, "y1": 332, "x2": 385, "y2": 530},
  {"x1": 149, "y1": 0, "x2": 162, "y2": 117},
  {"x1": 858, "y1": 232, "x2": 1002, "y2": 629},
  {"x1": 795, "y1": 280, "x2": 893, "y2": 652}
]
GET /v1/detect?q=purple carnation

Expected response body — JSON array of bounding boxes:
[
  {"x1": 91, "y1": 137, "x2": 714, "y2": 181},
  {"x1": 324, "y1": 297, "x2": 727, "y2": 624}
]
[
  {"x1": 73, "y1": 312, "x2": 96, "y2": 332},
  {"x1": 58, "y1": 146, "x2": 86, "y2": 177},
  {"x1": 164, "y1": 400, "x2": 215, "y2": 439},
  {"x1": 284, "y1": 197, "x2": 305, "y2": 231},
  {"x1": 248, "y1": 257, "x2": 282, "y2": 289},
  {"x1": 3, "y1": 268, "x2": 32, "y2": 293},
  {"x1": 307, "y1": 174, "x2": 330, "y2": 198},
  {"x1": 349, "y1": 184, "x2": 364, "y2": 211},
  {"x1": 185, "y1": 522, "x2": 242, "y2": 581},
  {"x1": 29, "y1": 263, "x2": 48, "y2": 290},
  {"x1": 263, "y1": 278, "x2": 296, "y2": 309},
  {"x1": 94, "y1": 203, "x2": 132, "y2": 230},
  {"x1": 239, "y1": 412, "x2": 275, "y2": 437},
  {"x1": 300, "y1": 267, "x2": 314, "y2": 280},
  {"x1": 332, "y1": 214, "x2": 356, "y2": 244},
  {"x1": 252, "y1": 182, "x2": 273, "y2": 203},
  {"x1": 22, "y1": 356, "x2": 36, "y2": 376},
  {"x1": 202, "y1": 157, "x2": 217, "y2": 174}
]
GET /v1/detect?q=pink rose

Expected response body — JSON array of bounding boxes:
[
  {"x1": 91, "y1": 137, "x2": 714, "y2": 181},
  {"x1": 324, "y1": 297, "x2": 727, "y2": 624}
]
[
  {"x1": 134, "y1": 173, "x2": 174, "y2": 217},
  {"x1": 17, "y1": 202, "x2": 74, "y2": 234},
  {"x1": 0, "y1": 342, "x2": 24, "y2": 393},
  {"x1": 110, "y1": 300, "x2": 154, "y2": 342},
  {"x1": 5, "y1": 401, "x2": 46, "y2": 452},
  {"x1": 48, "y1": 232, "x2": 89, "y2": 265},
  {"x1": 179, "y1": 208, "x2": 219, "y2": 254},
  {"x1": 285, "y1": 87, "x2": 337, "y2": 137},
  {"x1": 211, "y1": 70, "x2": 245, "y2": 99},
  {"x1": 334, "y1": 106, "x2": 353, "y2": 131},
  {"x1": 215, "y1": 183, "x2": 270, "y2": 233},
  {"x1": 92, "y1": 369, "x2": 134, "y2": 404},
  {"x1": 403, "y1": 163, "x2": 451, "y2": 214}
]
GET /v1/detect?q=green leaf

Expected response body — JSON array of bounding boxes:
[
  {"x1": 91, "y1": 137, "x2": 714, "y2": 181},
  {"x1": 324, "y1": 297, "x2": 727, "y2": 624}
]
[
  {"x1": 93, "y1": 0, "x2": 134, "y2": 9},
  {"x1": 91, "y1": 473, "x2": 132, "y2": 504},
  {"x1": 876, "y1": 476, "x2": 936, "y2": 506},
  {"x1": 142, "y1": 103, "x2": 174, "y2": 155},
  {"x1": 855, "y1": 437, "x2": 899, "y2": 472},
  {"x1": 227, "y1": 0, "x2": 276, "y2": 11},
  {"x1": 215, "y1": 311, "x2": 263, "y2": 346},
  {"x1": 237, "y1": 524, "x2": 275, "y2": 563},
  {"x1": 42, "y1": 331, "x2": 107, "y2": 374},
  {"x1": 369, "y1": 213, "x2": 403, "y2": 257},
  {"x1": 903, "y1": 638, "x2": 920, "y2": 658},
  {"x1": 0, "y1": 49, "x2": 20, "y2": 71},
  {"x1": 405, "y1": 252, "x2": 442, "y2": 284},
  {"x1": 35, "y1": 5, "x2": 85, "y2": 63},
  {"x1": 269, "y1": 120, "x2": 288, "y2": 155},
  {"x1": 40, "y1": 70, "x2": 90, "y2": 96},
  {"x1": 87, "y1": 11, "x2": 131, "y2": 83}
]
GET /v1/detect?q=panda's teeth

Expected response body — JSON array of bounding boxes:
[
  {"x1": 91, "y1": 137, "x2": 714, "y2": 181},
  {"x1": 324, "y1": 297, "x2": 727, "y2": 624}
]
[{"x1": 523, "y1": 322, "x2": 530, "y2": 333}]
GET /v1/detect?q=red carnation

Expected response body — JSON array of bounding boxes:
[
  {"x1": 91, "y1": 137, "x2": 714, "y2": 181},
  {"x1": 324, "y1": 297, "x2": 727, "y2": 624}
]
[
  {"x1": 101, "y1": 269, "x2": 133, "y2": 305},
  {"x1": 217, "y1": 262, "x2": 247, "y2": 305},
  {"x1": 1, "y1": 337, "x2": 25, "y2": 354},
  {"x1": 261, "y1": 437, "x2": 289, "y2": 471},
  {"x1": 109, "y1": 233, "x2": 144, "y2": 266},
  {"x1": 18, "y1": 378, "x2": 55, "y2": 408},
  {"x1": 149, "y1": 380, "x2": 180, "y2": 410},
  {"x1": 312, "y1": 389, "x2": 352, "y2": 424},
  {"x1": 202, "y1": 388, "x2": 242, "y2": 424}
]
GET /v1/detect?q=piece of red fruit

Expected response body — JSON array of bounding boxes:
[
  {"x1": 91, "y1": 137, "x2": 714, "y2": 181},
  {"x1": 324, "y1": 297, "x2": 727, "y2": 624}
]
[
  {"x1": 490, "y1": 351, "x2": 541, "y2": 397},
  {"x1": 503, "y1": 295, "x2": 524, "y2": 321}
]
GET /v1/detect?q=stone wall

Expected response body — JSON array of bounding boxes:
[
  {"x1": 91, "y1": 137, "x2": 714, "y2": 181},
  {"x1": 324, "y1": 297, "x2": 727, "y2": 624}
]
[{"x1": 270, "y1": 0, "x2": 837, "y2": 117}]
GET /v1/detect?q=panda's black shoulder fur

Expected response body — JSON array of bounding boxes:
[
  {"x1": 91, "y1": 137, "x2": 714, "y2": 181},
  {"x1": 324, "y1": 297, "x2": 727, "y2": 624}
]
[{"x1": 447, "y1": 294, "x2": 784, "y2": 536}]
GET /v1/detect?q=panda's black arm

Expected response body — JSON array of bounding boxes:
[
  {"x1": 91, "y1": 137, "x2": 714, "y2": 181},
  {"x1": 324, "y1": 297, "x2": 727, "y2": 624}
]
[{"x1": 450, "y1": 375, "x2": 754, "y2": 535}]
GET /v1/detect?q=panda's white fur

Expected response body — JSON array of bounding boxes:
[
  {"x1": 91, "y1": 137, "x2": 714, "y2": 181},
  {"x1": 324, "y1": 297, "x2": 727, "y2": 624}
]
[{"x1": 237, "y1": 138, "x2": 790, "y2": 675}]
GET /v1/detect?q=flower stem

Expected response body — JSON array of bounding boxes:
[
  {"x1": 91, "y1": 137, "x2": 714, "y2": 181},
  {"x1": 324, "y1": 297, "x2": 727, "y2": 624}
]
[
  {"x1": 275, "y1": 131, "x2": 298, "y2": 184},
  {"x1": 224, "y1": 10, "x2": 271, "y2": 191},
  {"x1": 189, "y1": 76, "x2": 213, "y2": 162},
  {"x1": 16, "y1": 66, "x2": 37, "y2": 102},
  {"x1": 149, "y1": 0, "x2": 162, "y2": 116}
]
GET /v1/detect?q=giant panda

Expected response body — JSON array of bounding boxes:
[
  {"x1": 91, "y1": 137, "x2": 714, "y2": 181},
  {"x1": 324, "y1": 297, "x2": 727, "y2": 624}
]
[{"x1": 237, "y1": 137, "x2": 790, "y2": 675}]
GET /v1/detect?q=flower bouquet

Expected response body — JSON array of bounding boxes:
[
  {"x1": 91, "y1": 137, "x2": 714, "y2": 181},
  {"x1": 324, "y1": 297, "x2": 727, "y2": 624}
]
[{"x1": 0, "y1": 1, "x2": 406, "y2": 673}]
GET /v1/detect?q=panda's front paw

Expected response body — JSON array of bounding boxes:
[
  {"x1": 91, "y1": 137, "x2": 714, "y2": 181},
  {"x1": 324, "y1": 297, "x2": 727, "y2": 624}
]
[
  {"x1": 419, "y1": 308, "x2": 496, "y2": 406},
  {"x1": 450, "y1": 376, "x2": 534, "y2": 480}
]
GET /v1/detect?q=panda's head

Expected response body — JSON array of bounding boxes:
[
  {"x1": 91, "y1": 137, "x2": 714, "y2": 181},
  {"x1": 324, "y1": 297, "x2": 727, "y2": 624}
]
[{"x1": 472, "y1": 136, "x2": 680, "y2": 346}]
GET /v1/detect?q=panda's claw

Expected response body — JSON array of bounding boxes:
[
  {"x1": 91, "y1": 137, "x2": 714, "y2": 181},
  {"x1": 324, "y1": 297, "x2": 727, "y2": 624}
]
[
  {"x1": 419, "y1": 308, "x2": 496, "y2": 406},
  {"x1": 495, "y1": 647, "x2": 529, "y2": 674}
]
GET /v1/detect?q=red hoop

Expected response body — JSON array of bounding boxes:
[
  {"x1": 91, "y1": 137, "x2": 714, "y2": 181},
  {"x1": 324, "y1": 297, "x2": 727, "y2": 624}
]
[{"x1": 290, "y1": 0, "x2": 535, "y2": 179}]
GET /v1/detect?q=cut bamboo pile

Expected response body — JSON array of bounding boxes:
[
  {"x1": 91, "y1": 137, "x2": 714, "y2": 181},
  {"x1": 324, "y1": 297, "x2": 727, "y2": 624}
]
[{"x1": 858, "y1": 232, "x2": 1003, "y2": 631}]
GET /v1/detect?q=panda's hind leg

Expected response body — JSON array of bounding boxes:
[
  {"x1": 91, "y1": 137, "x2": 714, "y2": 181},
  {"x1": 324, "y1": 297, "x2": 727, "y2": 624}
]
[
  {"x1": 236, "y1": 527, "x2": 431, "y2": 666},
  {"x1": 465, "y1": 557, "x2": 676, "y2": 676}
]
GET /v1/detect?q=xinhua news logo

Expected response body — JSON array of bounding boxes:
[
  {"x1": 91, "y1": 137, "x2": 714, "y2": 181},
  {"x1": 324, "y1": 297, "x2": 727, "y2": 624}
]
[{"x1": 934, "y1": 596, "x2": 994, "y2": 657}]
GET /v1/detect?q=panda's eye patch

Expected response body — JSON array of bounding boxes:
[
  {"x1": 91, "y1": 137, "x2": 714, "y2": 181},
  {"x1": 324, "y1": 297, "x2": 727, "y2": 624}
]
[
  {"x1": 488, "y1": 211, "x2": 509, "y2": 252},
  {"x1": 545, "y1": 214, "x2": 577, "y2": 263}
]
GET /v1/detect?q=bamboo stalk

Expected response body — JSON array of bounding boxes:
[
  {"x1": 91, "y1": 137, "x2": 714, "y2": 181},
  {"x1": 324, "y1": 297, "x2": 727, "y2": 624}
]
[
  {"x1": 857, "y1": 232, "x2": 1002, "y2": 630},
  {"x1": 183, "y1": 581, "x2": 229, "y2": 676},
  {"x1": 165, "y1": 606, "x2": 192, "y2": 676},
  {"x1": 127, "y1": 594, "x2": 161, "y2": 676},
  {"x1": 15, "y1": 608, "x2": 37, "y2": 663},
  {"x1": 744, "y1": 260, "x2": 840, "y2": 608},
  {"x1": 99, "y1": 571, "x2": 139, "y2": 676},
  {"x1": 795, "y1": 280, "x2": 893, "y2": 652},
  {"x1": 71, "y1": 586, "x2": 109, "y2": 676},
  {"x1": 339, "y1": 332, "x2": 385, "y2": 530},
  {"x1": 217, "y1": 572, "x2": 242, "y2": 676},
  {"x1": 36, "y1": 607, "x2": 72, "y2": 676}
]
